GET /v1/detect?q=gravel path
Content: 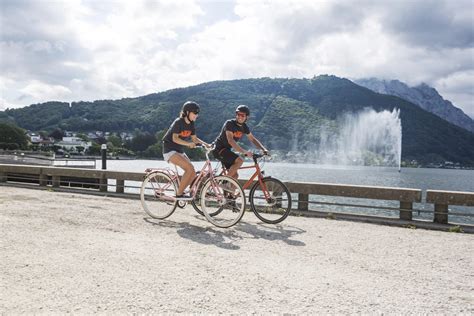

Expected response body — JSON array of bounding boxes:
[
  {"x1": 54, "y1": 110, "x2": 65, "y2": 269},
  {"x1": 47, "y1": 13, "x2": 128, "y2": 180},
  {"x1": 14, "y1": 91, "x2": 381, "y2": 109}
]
[{"x1": 1, "y1": 186, "x2": 473, "y2": 314}]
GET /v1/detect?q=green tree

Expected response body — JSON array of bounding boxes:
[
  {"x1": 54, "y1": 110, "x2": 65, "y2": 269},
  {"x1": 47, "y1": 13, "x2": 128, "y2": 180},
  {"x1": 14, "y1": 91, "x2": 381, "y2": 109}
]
[
  {"x1": 87, "y1": 143, "x2": 101, "y2": 155},
  {"x1": 48, "y1": 128, "x2": 64, "y2": 140},
  {"x1": 142, "y1": 143, "x2": 163, "y2": 158},
  {"x1": 76, "y1": 133, "x2": 89, "y2": 141},
  {"x1": 107, "y1": 134, "x2": 122, "y2": 147},
  {"x1": 126, "y1": 131, "x2": 156, "y2": 152},
  {"x1": 0, "y1": 122, "x2": 28, "y2": 149}
]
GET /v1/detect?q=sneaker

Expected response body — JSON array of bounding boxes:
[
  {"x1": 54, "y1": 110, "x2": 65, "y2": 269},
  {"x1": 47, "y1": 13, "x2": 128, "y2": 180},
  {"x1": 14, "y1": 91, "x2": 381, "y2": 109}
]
[
  {"x1": 175, "y1": 194, "x2": 193, "y2": 201},
  {"x1": 226, "y1": 200, "x2": 240, "y2": 212}
]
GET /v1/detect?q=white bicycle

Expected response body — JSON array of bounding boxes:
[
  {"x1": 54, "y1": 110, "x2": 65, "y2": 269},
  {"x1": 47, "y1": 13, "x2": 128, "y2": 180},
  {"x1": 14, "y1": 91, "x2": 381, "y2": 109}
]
[{"x1": 140, "y1": 146, "x2": 246, "y2": 228}]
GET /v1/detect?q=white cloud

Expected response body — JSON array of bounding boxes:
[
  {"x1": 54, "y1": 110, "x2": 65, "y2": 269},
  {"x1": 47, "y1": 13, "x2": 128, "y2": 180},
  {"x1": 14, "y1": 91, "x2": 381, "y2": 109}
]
[
  {"x1": 20, "y1": 80, "x2": 72, "y2": 101},
  {"x1": 0, "y1": 0, "x2": 472, "y2": 118},
  {"x1": 434, "y1": 70, "x2": 474, "y2": 117}
]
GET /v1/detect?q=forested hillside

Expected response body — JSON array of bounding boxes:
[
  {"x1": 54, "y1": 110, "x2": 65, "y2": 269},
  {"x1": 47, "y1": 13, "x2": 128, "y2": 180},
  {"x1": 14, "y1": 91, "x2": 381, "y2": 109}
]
[{"x1": 2, "y1": 75, "x2": 473, "y2": 165}]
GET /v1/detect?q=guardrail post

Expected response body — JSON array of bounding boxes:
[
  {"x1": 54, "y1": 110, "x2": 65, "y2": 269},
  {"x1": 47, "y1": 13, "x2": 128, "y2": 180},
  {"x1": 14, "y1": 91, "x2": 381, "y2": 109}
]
[
  {"x1": 298, "y1": 193, "x2": 309, "y2": 211},
  {"x1": 399, "y1": 201, "x2": 413, "y2": 220},
  {"x1": 433, "y1": 203, "x2": 448, "y2": 224},
  {"x1": 116, "y1": 179, "x2": 125, "y2": 193},
  {"x1": 39, "y1": 173, "x2": 47, "y2": 186},
  {"x1": 100, "y1": 175, "x2": 108, "y2": 192},
  {"x1": 0, "y1": 172, "x2": 6, "y2": 182},
  {"x1": 52, "y1": 175, "x2": 60, "y2": 188}
]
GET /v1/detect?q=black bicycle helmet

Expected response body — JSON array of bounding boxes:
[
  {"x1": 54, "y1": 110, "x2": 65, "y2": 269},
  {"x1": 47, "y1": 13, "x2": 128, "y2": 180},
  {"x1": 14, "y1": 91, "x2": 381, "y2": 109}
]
[
  {"x1": 182, "y1": 101, "x2": 200, "y2": 113},
  {"x1": 235, "y1": 104, "x2": 250, "y2": 116}
]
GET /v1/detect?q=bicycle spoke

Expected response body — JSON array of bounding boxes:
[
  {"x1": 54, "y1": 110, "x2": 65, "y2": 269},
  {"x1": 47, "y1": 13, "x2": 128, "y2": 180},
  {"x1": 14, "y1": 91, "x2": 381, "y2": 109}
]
[
  {"x1": 250, "y1": 178, "x2": 292, "y2": 224},
  {"x1": 200, "y1": 176, "x2": 246, "y2": 228},
  {"x1": 140, "y1": 172, "x2": 178, "y2": 219}
]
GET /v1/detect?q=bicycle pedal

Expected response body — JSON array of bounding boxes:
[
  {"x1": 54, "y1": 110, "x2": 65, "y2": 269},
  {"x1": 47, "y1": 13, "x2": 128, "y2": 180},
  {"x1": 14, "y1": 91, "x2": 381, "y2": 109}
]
[{"x1": 226, "y1": 201, "x2": 239, "y2": 211}]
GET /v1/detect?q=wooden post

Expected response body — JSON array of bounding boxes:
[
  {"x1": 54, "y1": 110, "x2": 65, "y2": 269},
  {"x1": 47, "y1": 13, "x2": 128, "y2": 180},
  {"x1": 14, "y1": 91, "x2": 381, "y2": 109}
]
[
  {"x1": 116, "y1": 179, "x2": 125, "y2": 193},
  {"x1": 39, "y1": 174, "x2": 48, "y2": 186},
  {"x1": 399, "y1": 201, "x2": 413, "y2": 220},
  {"x1": 433, "y1": 203, "x2": 448, "y2": 224},
  {"x1": 52, "y1": 176, "x2": 60, "y2": 188},
  {"x1": 298, "y1": 193, "x2": 309, "y2": 211}
]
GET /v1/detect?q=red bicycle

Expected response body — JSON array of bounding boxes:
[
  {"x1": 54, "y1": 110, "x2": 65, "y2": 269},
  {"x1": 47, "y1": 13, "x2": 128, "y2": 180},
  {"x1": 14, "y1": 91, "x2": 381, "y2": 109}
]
[{"x1": 192, "y1": 152, "x2": 292, "y2": 224}]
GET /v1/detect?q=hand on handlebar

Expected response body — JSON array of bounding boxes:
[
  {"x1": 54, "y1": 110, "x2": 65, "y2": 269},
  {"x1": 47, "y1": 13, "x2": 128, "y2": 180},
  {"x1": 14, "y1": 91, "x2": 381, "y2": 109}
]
[{"x1": 244, "y1": 151, "x2": 253, "y2": 158}]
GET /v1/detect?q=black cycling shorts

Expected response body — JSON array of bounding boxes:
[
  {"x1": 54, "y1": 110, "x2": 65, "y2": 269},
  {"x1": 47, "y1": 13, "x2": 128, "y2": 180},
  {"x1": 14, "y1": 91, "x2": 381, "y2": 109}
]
[{"x1": 213, "y1": 147, "x2": 239, "y2": 170}]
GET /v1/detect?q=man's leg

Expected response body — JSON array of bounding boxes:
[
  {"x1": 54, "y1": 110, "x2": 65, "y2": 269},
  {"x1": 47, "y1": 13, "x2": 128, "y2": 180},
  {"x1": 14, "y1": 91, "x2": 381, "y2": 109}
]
[
  {"x1": 169, "y1": 153, "x2": 196, "y2": 196},
  {"x1": 227, "y1": 157, "x2": 243, "y2": 180}
]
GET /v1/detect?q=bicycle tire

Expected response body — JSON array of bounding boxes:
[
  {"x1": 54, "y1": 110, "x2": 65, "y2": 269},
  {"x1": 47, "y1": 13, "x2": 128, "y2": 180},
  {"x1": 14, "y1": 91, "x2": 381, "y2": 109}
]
[
  {"x1": 191, "y1": 172, "x2": 223, "y2": 217},
  {"x1": 190, "y1": 171, "x2": 206, "y2": 215},
  {"x1": 249, "y1": 177, "x2": 292, "y2": 224},
  {"x1": 200, "y1": 175, "x2": 246, "y2": 228},
  {"x1": 140, "y1": 171, "x2": 178, "y2": 219}
]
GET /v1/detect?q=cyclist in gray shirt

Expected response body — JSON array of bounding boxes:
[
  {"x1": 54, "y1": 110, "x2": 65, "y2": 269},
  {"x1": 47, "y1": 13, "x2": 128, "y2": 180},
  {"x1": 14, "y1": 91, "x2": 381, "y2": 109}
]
[{"x1": 162, "y1": 101, "x2": 210, "y2": 200}]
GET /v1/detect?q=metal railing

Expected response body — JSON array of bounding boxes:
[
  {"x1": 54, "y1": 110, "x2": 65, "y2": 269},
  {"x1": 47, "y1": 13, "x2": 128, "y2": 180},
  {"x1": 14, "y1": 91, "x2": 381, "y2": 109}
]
[
  {"x1": 1, "y1": 163, "x2": 473, "y2": 226},
  {"x1": 0, "y1": 153, "x2": 96, "y2": 168}
]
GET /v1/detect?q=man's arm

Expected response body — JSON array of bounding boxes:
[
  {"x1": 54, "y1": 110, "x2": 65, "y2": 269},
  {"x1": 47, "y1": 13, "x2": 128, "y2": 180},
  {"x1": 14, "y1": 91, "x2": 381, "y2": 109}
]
[
  {"x1": 247, "y1": 133, "x2": 268, "y2": 153},
  {"x1": 226, "y1": 131, "x2": 252, "y2": 157}
]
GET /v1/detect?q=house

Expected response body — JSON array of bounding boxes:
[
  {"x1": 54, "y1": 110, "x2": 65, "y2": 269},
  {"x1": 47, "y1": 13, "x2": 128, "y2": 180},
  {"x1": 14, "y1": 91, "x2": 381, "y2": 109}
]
[
  {"x1": 27, "y1": 132, "x2": 42, "y2": 144},
  {"x1": 56, "y1": 137, "x2": 92, "y2": 152}
]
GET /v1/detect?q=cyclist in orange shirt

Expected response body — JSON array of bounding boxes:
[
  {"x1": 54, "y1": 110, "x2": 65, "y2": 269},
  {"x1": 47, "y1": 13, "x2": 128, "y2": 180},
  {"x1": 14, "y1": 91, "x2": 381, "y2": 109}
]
[{"x1": 212, "y1": 105, "x2": 268, "y2": 179}]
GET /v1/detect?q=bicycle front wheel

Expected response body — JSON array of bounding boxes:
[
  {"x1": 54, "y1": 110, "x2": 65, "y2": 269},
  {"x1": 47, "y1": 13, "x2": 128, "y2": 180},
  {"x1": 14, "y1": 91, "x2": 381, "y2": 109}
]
[
  {"x1": 191, "y1": 175, "x2": 223, "y2": 217},
  {"x1": 200, "y1": 175, "x2": 245, "y2": 228},
  {"x1": 190, "y1": 171, "x2": 207, "y2": 216},
  {"x1": 140, "y1": 171, "x2": 178, "y2": 219},
  {"x1": 249, "y1": 177, "x2": 292, "y2": 224}
]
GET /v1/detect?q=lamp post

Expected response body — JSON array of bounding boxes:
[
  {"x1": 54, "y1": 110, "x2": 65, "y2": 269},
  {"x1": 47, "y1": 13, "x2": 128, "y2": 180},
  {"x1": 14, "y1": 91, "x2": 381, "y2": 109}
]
[{"x1": 101, "y1": 144, "x2": 107, "y2": 170}]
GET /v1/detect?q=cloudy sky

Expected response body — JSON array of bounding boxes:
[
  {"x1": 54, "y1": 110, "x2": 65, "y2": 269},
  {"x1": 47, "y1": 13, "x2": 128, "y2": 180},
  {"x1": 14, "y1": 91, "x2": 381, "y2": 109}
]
[{"x1": 1, "y1": 0, "x2": 473, "y2": 117}]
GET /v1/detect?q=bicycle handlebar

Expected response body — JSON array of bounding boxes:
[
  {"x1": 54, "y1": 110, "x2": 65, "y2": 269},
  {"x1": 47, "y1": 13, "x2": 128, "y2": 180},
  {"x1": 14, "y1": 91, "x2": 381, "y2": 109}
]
[
  {"x1": 196, "y1": 143, "x2": 269, "y2": 162},
  {"x1": 195, "y1": 143, "x2": 213, "y2": 152},
  {"x1": 252, "y1": 152, "x2": 271, "y2": 162}
]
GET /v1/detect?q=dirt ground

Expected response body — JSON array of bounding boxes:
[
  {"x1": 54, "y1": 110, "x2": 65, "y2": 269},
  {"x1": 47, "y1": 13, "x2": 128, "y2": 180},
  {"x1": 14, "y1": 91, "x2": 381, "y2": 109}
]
[{"x1": 1, "y1": 186, "x2": 473, "y2": 314}]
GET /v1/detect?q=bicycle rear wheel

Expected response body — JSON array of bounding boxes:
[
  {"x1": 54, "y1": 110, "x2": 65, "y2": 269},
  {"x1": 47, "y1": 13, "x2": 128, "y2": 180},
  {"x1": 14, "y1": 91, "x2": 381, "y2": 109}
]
[
  {"x1": 249, "y1": 177, "x2": 292, "y2": 224},
  {"x1": 200, "y1": 175, "x2": 245, "y2": 228},
  {"x1": 140, "y1": 171, "x2": 178, "y2": 219},
  {"x1": 191, "y1": 172, "x2": 223, "y2": 217}
]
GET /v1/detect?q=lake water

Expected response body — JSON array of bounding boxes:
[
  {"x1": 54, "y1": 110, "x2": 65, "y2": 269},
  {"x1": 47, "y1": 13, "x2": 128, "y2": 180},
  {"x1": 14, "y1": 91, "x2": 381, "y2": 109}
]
[{"x1": 98, "y1": 159, "x2": 474, "y2": 225}]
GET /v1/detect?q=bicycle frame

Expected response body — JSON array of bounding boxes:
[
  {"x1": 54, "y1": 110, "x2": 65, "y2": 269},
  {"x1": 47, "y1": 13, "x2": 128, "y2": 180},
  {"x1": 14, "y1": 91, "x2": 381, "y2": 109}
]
[
  {"x1": 145, "y1": 148, "x2": 224, "y2": 201},
  {"x1": 221, "y1": 155, "x2": 271, "y2": 201}
]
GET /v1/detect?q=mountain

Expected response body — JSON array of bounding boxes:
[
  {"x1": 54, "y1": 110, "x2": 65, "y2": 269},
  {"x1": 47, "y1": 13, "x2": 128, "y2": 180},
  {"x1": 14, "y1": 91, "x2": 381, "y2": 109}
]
[
  {"x1": 355, "y1": 78, "x2": 474, "y2": 133},
  {"x1": 1, "y1": 75, "x2": 474, "y2": 166}
]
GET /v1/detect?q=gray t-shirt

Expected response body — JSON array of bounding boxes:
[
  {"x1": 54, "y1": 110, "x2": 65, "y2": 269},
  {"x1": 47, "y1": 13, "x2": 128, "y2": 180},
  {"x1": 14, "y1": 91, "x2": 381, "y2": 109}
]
[
  {"x1": 213, "y1": 119, "x2": 250, "y2": 150},
  {"x1": 162, "y1": 118, "x2": 195, "y2": 153}
]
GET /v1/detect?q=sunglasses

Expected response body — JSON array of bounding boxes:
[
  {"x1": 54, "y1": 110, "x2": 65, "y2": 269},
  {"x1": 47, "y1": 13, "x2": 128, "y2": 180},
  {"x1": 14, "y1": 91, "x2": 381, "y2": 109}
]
[
  {"x1": 236, "y1": 112, "x2": 247, "y2": 117},
  {"x1": 191, "y1": 111, "x2": 199, "y2": 115}
]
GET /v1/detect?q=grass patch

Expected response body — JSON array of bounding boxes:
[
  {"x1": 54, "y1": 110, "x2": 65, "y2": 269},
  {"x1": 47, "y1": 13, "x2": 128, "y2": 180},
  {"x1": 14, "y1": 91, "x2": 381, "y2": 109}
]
[
  {"x1": 448, "y1": 225, "x2": 463, "y2": 233},
  {"x1": 326, "y1": 213, "x2": 336, "y2": 220}
]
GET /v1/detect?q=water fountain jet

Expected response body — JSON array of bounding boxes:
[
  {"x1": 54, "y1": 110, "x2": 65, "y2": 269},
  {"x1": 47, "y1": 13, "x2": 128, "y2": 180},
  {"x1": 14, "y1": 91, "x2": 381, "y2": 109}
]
[{"x1": 315, "y1": 108, "x2": 402, "y2": 169}]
